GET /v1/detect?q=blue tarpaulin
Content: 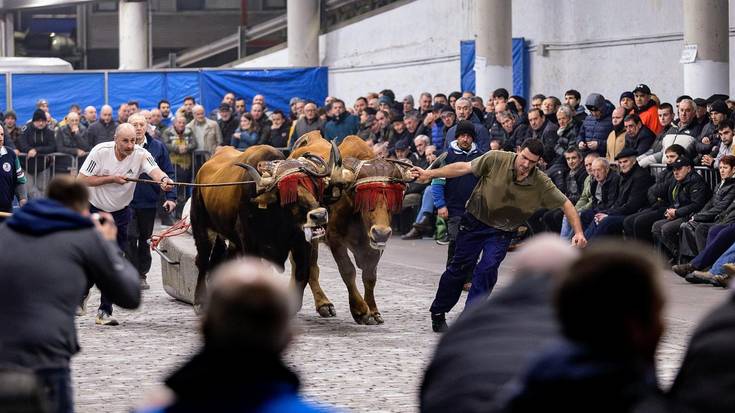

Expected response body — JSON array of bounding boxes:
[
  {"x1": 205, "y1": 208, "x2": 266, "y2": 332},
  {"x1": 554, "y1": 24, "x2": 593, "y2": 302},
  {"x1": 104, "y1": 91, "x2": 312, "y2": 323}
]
[
  {"x1": 459, "y1": 39, "x2": 529, "y2": 99},
  {"x1": 512, "y1": 37, "x2": 529, "y2": 100},
  {"x1": 460, "y1": 40, "x2": 476, "y2": 94},
  {"x1": 108, "y1": 72, "x2": 166, "y2": 113},
  {"x1": 165, "y1": 72, "x2": 201, "y2": 110},
  {"x1": 3, "y1": 68, "x2": 328, "y2": 123},
  {"x1": 11, "y1": 73, "x2": 105, "y2": 122},
  {"x1": 200, "y1": 68, "x2": 328, "y2": 113}
]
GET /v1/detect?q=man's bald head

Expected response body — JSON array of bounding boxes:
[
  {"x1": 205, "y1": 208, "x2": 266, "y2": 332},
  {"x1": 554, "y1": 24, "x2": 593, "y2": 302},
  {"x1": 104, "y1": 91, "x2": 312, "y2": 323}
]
[
  {"x1": 203, "y1": 257, "x2": 292, "y2": 354},
  {"x1": 114, "y1": 123, "x2": 137, "y2": 157},
  {"x1": 513, "y1": 233, "x2": 580, "y2": 277},
  {"x1": 100, "y1": 105, "x2": 113, "y2": 123}
]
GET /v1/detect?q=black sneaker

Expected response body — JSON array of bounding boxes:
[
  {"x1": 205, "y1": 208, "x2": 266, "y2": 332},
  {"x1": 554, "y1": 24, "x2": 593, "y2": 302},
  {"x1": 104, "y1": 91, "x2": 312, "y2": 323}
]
[
  {"x1": 95, "y1": 310, "x2": 119, "y2": 326},
  {"x1": 431, "y1": 313, "x2": 448, "y2": 333}
]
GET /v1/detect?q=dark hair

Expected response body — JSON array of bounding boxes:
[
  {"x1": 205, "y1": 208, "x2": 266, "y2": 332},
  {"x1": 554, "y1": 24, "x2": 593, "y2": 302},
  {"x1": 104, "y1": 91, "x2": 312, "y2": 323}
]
[
  {"x1": 379, "y1": 89, "x2": 395, "y2": 101},
  {"x1": 676, "y1": 95, "x2": 693, "y2": 104},
  {"x1": 528, "y1": 108, "x2": 544, "y2": 119},
  {"x1": 127, "y1": 100, "x2": 139, "y2": 107},
  {"x1": 235, "y1": 97, "x2": 246, "y2": 103},
  {"x1": 434, "y1": 93, "x2": 447, "y2": 100},
  {"x1": 532, "y1": 94, "x2": 546, "y2": 102},
  {"x1": 564, "y1": 147, "x2": 582, "y2": 157},
  {"x1": 356, "y1": 96, "x2": 368, "y2": 104},
  {"x1": 720, "y1": 155, "x2": 735, "y2": 168},
  {"x1": 624, "y1": 114, "x2": 642, "y2": 124},
  {"x1": 157, "y1": 99, "x2": 170, "y2": 108},
  {"x1": 47, "y1": 175, "x2": 89, "y2": 212},
  {"x1": 240, "y1": 113, "x2": 257, "y2": 131},
  {"x1": 509, "y1": 95, "x2": 526, "y2": 112},
  {"x1": 521, "y1": 138, "x2": 544, "y2": 157},
  {"x1": 555, "y1": 241, "x2": 662, "y2": 351},
  {"x1": 183, "y1": 96, "x2": 196, "y2": 104},
  {"x1": 332, "y1": 99, "x2": 345, "y2": 107},
  {"x1": 659, "y1": 102, "x2": 673, "y2": 112},
  {"x1": 665, "y1": 144, "x2": 687, "y2": 157},
  {"x1": 492, "y1": 88, "x2": 509, "y2": 100},
  {"x1": 364, "y1": 107, "x2": 377, "y2": 116},
  {"x1": 469, "y1": 96, "x2": 483, "y2": 105},
  {"x1": 719, "y1": 119, "x2": 735, "y2": 131},
  {"x1": 271, "y1": 109, "x2": 284, "y2": 118},
  {"x1": 448, "y1": 91, "x2": 462, "y2": 101},
  {"x1": 564, "y1": 89, "x2": 581, "y2": 100},
  {"x1": 69, "y1": 103, "x2": 81, "y2": 111}
]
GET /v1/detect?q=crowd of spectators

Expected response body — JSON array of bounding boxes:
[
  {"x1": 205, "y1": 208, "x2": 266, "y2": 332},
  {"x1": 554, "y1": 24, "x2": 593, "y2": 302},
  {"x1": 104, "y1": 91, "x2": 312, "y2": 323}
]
[
  {"x1": 4, "y1": 83, "x2": 735, "y2": 412},
  {"x1": 4, "y1": 85, "x2": 735, "y2": 289}
]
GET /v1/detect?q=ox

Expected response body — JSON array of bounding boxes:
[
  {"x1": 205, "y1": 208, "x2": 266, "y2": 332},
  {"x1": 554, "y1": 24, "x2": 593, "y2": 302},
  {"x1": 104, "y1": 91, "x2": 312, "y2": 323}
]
[
  {"x1": 190, "y1": 145, "x2": 332, "y2": 313},
  {"x1": 290, "y1": 133, "x2": 413, "y2": 324}
]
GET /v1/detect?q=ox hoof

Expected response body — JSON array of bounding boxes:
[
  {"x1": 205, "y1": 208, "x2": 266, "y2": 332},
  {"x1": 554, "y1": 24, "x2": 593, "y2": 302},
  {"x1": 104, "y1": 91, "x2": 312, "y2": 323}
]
[
  {"x1": 352, "y1": 312, "x2": 382, "y2": 326},
  {"x1": 317, "y1": 304, "x2": 337, "y2": 318}
]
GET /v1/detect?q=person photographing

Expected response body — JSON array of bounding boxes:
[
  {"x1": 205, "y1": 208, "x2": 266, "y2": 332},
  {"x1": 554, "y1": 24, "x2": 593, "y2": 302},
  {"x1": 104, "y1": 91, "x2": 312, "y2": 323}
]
[
  {"x1": 0, "y1": 176, "x2": 140, "y2": 412},
  {"x1": 410, "y1": 138, "x2": 587, "y2": 333}
]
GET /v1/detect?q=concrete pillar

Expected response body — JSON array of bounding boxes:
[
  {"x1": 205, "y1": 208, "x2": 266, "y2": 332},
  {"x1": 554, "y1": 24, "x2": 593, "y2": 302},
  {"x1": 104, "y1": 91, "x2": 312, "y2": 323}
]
[
  {"x1": 118, "y1": 0, "x2": 149, "y2": 69},
  {"x1": 683, "y1": 0, "x2": 729, "y2": 99},
  {"x1": 474, "y1": 0, "x2": 512, "y2": 98},
  {"x1": 0, "y1": 14, "x2": 14, "y2": 57},
  {"x1": 287, "y1": 0, "x2": 319, "y2": 67}
]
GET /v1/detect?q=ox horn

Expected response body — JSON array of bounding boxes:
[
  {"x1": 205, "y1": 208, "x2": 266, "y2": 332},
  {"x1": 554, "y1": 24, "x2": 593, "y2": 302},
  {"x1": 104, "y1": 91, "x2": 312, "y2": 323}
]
[
  {"x1": 235, "y1": 162, "x2": 263, "y2": 188},
  {"x1": 330, "y1": 140, "x2": 342, "y2": 168},
  {"x1": 300, "y1": 153, "x2": 330, "y2": 178}
]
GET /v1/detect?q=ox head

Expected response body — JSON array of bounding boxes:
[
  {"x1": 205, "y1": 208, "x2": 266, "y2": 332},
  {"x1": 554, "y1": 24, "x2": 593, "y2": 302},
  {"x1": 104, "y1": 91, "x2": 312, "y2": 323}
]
[
  {"x1": 344, "y1": 157, "x2": 415, "y2": 250},
  {"x1": 237, "y1": 155, "x2": 330, "y2": 242}
]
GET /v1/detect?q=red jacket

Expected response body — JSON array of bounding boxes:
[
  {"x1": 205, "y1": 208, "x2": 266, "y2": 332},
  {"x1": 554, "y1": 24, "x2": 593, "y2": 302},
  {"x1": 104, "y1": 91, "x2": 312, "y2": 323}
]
[{"x1": 638, "y1": 101, "x2": 662, "y2": 135}]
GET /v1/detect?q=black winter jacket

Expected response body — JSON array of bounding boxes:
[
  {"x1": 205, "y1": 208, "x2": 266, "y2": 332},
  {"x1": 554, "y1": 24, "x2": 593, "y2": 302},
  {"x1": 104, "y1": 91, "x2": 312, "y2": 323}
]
[
  {"x1": 625, "y1": 125, "x2": 656, "y2": 156},
  {"x1": 605, "y1": 164, "x2": 655, "y2": 216},
  {"x1": 692, "y1": 177, "x2": 735, "y2": 222},
  {"x1": 589, "y1": 172, "x2": 620, "y2": 211},
  {"x1": 647, "y1": 170, "x2": 711, "y2": 218}
]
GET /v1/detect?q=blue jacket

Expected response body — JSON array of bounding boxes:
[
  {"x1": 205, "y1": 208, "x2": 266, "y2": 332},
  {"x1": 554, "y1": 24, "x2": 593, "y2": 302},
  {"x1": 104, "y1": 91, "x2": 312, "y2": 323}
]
[
  {"x1": 324, "y1": 112, "x2": 359, "y2": 144},
  {"x1": 444, "y1": 112, "x2": 490, "y2": 153},
  {"x1": 231, "y1": 128, "x2": 260, "y2": 151},
  {"x1": 131, "y1": 136, "x2": 176, "y2": 209},
  {"x1": 577, "y1": 101, "x2": 614, "y2": 156},
  {"x1": 431, "y1": 141, "x2": 483, "y2": 217}
]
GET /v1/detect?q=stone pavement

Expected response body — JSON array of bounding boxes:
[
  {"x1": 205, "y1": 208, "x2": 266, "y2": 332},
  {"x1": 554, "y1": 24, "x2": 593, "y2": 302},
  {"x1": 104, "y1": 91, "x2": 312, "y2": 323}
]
[{"x1": 72, "y1": 236, "x2": 729, "y2": 412}]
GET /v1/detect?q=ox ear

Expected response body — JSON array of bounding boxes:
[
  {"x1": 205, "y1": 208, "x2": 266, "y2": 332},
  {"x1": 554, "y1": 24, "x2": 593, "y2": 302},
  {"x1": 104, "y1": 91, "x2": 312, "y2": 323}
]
[{"x1": 235, "y1": 162, "x2": 262, "y2": 187}]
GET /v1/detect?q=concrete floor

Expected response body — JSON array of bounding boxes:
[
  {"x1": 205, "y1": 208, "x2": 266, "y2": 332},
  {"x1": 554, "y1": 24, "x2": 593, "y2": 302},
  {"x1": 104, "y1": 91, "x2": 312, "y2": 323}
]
[{"x1": 71, "y1": 235, "x2": 730, "y2": 412}]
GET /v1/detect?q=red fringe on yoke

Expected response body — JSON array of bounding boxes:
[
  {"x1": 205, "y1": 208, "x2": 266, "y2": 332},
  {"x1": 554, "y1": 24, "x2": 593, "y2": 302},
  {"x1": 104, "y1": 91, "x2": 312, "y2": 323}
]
[
  {"x1": 353, "y1": 182, "x2": 405, "y2": 213},
  {"x1": 277, "y1": 174, "x2": 324, "y2": 206}
]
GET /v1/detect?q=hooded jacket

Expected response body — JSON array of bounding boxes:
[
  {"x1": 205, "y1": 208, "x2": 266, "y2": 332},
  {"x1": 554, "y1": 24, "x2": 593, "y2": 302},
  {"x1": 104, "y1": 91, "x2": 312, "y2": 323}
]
[
  {"x1": 637, "y1": 99, "x2": 662, "y2": 135},
  {"x1": 0, "y1": 199, "x2": 140, "y2": 370},
  {"x1": 444, "y1": 112, "x2": 491, "y2": 153},
  {"x1": 577, "y1": 101, "x2": 615, "y2": 156},
  {"x1": 431, "y1": 141, "x2": 483, "y2": 217},
  {"x1": 140, "y1": 348, "x2": 326, "y2": 413}
]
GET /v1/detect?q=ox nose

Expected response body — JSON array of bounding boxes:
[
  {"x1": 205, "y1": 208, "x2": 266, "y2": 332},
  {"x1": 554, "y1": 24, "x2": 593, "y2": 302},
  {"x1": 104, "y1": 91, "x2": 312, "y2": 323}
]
[
  {"x1": 370, "y1": 225, "x2": 392, "y2": 244},
  {"x1": 308, "y1": 208, "x2": 328, "y2": 225}
]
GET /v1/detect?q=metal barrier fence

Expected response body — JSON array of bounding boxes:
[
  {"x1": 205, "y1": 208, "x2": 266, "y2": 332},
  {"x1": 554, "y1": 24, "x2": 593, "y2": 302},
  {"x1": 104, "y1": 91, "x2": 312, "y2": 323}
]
[{"x1": 648, "y1": 163, "x2": 720, "y2": 191}]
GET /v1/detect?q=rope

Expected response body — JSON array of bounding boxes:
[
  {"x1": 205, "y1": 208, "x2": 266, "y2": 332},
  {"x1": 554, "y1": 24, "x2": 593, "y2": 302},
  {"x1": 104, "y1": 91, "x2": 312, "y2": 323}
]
[
  {"x1": 150, "y1": 218, "x2": 191, "y2": 250},
  {"x1": 125, "y1": 177, "x2": 256, "y2": 187}
]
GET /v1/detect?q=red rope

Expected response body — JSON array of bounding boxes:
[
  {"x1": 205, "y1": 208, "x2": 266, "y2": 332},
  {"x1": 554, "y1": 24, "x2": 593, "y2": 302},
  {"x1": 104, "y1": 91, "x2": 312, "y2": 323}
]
[
  {"x1": 150, "y1": 219, "x2": 191, "y2": 250},
  {"x1": 353, "y1": 182, "x2": 405, "y2": 214}
]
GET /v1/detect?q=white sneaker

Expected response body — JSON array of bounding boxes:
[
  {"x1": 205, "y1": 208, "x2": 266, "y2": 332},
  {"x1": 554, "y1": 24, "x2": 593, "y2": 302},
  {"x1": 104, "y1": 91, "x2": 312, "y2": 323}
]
[{"x1": 95, "y1": 310, "x2": 119, "y2": 326}]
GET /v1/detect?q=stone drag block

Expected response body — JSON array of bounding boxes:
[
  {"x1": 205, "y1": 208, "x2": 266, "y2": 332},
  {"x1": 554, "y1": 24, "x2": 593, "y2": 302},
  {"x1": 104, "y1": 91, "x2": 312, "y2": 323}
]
[{"x1": 157, "y1": 234, "x2": 198, "y2": 304}]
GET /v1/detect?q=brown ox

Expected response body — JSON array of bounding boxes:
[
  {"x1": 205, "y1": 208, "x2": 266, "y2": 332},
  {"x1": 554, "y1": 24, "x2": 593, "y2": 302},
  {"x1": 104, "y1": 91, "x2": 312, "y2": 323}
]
[
  {"x1": 190, "y1": 145, "x2": 330, "y2": 313},
  {"x1": 290, "y1": 133, "x2": 412, "y2": 324}
]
